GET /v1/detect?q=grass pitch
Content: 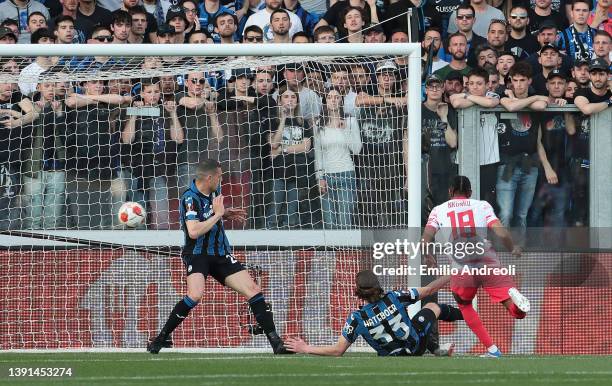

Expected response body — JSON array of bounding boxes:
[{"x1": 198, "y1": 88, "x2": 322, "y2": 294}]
[{"x1": 0, "y1": 353, "x2": 610, "y2": 386}]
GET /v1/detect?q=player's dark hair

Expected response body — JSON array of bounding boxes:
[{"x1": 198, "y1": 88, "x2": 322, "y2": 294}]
[
  {"x1": 450, "y1": 175, "x2": 472, "y2": 196},
  {"x1": 270, "y1": 8, "x2": 289, "y2": 22},
  {"x1": 243, "y1": 25, "x2": 263, "y2": 37},
  {"x1": 214, "y1": 12, "x2": 238, "y2": 28},
  {"x1": 447, "y1": 32, "x2": 467, "y2": 46},
  {"x1": 571, "y1": 0, "x2": 591, "y2": 10},
  {"x1": 341, "y1": 6, "x2": 365, "y2": 26},
  {"x1": 292, "y1": 31, "x2": 311, "y2": 42},
  {"x1": 595, "y1": 30, "x2": 611, "y2": 40},
  {"x1": 140, "y1": 77, "x2": 160, "y2": 89},
  {"x1": 129, "y1": 5, "x2": 148, "y2": 17},
  {"x1": 509, "y1": 4, "x2": 529, "y2": 14},
  {"x1": 467, "y1": 67, "x2": 489, "y2": 82},
  {"x1": 474, "y1": 44, "x2": 498, "y2": 61},
  {"x1": 508, "y1": 61, "x2": 533, "y2": 79},
  {"x1": 53, "y1": 15, "x2": 75, "y2": 31},
  {"x1": 196, "y1": 159, "x2": 222, "y2": 180},
  {"x1": 91, "y1": 25, "x2": 112, "y2": 37},
  {"x1": 354, "y1": 270, "x2": 384, "y2": 303},
  {"x1": 456, "y1": 2, "x2": 476, "y2": 16},
  {"x1": 314, "y1": 25, "x2": 335, "y2": 41},
  {"x1": 113, "y1": 10, "x2": 132, "y2": 26},
  {"x1": 27, "y1": 12, "x2": 47, "y2": 24},
  {"x1": 424, "y1": 26, "x2": 442, "y2": 36}
]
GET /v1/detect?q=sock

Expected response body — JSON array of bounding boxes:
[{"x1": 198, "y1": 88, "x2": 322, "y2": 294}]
[
  {"x1": 458, "y1": 303, "x2": 494, "y2": 349},
  {"x1": 248, "y1": 292, "x2": 277, "y2": 336},
  {"x1": 508, "y1": 303, "x2": 527, "y2": 319},
  {"x1": 488, "y1": 344, "x2": 499, "y2": 353},
  {"x1": 426, "y1": 320, "x2": 440, "y2": 354},
  {"x1": 438, "y1": 304, "x2": 464, "y2": 321},
  {"x1": 160, "y1": 296, "x2": 198, "y2": 337}
]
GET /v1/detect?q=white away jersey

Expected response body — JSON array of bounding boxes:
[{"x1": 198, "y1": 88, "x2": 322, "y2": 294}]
[{"x1": 426, "y1": 198, "x2": 500, "y2": 266}]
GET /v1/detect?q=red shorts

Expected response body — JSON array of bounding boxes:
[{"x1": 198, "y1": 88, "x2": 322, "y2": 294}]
[{"x1": 450, "y1": 273, "x2": 516, "y2": 303}]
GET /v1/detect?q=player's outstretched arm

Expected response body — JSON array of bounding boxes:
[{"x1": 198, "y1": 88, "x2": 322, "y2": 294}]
[
  {"x1": 416, "y1": 275, "x2": 451, "y2": 298},
  {"x1": 285, "y1": 335, "x2": 351, "y2": 356},
  {"x1": 490, "y1": 221, "x2": 521, "y2": 257}
]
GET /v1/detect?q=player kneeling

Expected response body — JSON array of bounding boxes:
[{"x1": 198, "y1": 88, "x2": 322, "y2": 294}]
[{"x1": 286, "y1": 270, "x2": 463, "y2": 356}]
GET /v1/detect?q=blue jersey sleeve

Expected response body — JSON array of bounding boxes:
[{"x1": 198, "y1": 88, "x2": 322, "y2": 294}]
[
  {"x1": 182, "y1": 195, "x2": 201, "y2": 221},
  {"x1": 392, "y1": 288, "x2": 419, "y2": 304},
  {"x1": 341, "y1": 313, "x2": 360, "y2": 343}
]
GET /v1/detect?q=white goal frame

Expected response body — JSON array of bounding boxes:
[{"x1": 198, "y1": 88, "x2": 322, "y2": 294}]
[{"x1": 0, "y1": 43, "x2": 422, "y2": 353}]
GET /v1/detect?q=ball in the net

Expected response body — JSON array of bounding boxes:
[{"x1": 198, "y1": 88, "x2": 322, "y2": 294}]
[{"x1": 118, "y1": 202, "x2": 146, "y2": 228}]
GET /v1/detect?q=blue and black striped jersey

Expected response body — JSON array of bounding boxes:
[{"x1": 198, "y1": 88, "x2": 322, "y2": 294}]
[
  {"x1": 342, "y1": 289, "x2": 421, "y2": 356},
  {"x1": 180, "y1": 180, "x2": 231, "y2": 256}
]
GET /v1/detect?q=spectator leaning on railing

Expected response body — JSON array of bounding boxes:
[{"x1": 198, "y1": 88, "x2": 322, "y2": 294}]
[
  {"x1": 314, "y1": 87, "x2": 361, "y2": 229},
  {"x1": 450, "y1": 67, "x2": 501, "y2": 208},
  {"x1": 176, "y1": 71, "x2": 220, "y2": 192},
  {"x1": 120, "y1": 77, "x2": 184, "y2": 230},
  {"x1": 267, "y1": 85, "x2": 313, "y2": 229},
  {"x1": 21, "y1": 78, "x2": 66, "y2": 230},
  {"x1": 354, "y1": 60, "x2": 408, "y2": 227},
  {"x1": 64, "y1": 78, "x2": 130, "y2": 229},
  {"x1": 571, "y1": 58, "x2": 612, "y2": 227},
  {"x1": 529, "y1": 69, "x2": 574, "y2": 227},
  {"x1": 0, "y1": 80, "x2": 38, "y2": 230},
  {"x1": 421, "y1": 74, "x2": 458, "y2": 214},
  {"x1": 496, "y1": 61, "x2": 550, "y2": 241}
]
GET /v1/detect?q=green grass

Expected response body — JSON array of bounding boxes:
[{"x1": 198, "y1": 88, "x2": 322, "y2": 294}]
[{"x1": 0, "y1": 353, "x2": 611, "y2": 386}]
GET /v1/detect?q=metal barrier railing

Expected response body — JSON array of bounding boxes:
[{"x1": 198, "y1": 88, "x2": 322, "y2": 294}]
[{"x1": 456, "y1": 105, "x2": 611, "y2": 247}]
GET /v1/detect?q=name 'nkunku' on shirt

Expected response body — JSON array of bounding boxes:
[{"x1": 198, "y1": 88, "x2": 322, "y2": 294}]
[
  {"x1": 180, "y1": 180, "x2": 231, "y2": 257},
  {"x1": 342, "y1": 289, "x2": 424, "y2": 356}
]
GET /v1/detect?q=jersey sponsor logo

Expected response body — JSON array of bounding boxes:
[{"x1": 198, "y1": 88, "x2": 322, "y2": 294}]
[{"x1": 203, "y1": 208, "x2": 214, "y2": 219}]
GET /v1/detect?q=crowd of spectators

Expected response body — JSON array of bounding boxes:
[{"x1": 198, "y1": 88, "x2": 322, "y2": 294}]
[{"x1": 0, "y1": 0, "x2": 611, "y2": 232}]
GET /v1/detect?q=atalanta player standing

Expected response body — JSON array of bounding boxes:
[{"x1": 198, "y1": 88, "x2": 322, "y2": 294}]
[{"x1": 147, "y1": 159, "x2": 292, "y2": 354}]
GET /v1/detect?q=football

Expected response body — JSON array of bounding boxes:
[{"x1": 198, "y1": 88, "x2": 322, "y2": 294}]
[{"x1": 118, "y1": 202, "x2": 146, "y2": 228}]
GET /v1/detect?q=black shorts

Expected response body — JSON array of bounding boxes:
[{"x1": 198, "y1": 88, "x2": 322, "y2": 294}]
[
  {"x1": 181, "y1": 253, "x2": 245, "y2": 285},
  {"x1": 410, "y1": 308, "x2": 437, "y2": 356}
]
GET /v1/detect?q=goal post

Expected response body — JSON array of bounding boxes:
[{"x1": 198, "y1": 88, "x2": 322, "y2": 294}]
[{"x1": 0, "y1": 43, "x2": 424, "y2": 352}]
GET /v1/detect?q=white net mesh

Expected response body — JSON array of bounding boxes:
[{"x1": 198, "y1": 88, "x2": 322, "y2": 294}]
[{"x1": 0, "y1": 51, "x2": 412, "y2": 231}]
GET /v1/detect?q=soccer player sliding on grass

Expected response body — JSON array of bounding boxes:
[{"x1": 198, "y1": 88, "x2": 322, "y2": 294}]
[
  {"x1": 286, "y1": 271, "x2": 463, "y2": 356},
  {"x1": 421, "y1": 175, "x2": 531, "y2": 358}
]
